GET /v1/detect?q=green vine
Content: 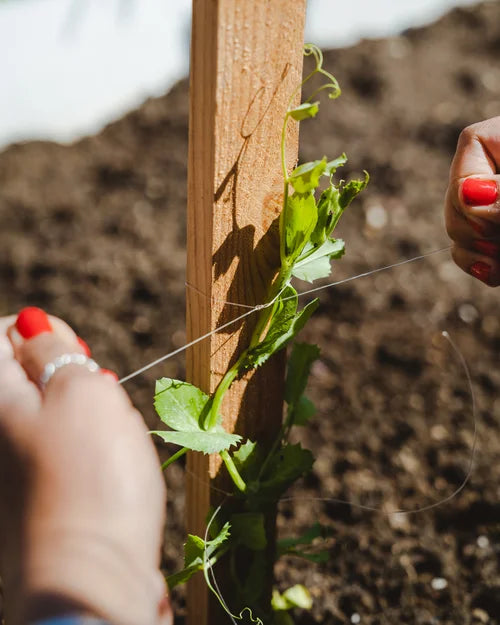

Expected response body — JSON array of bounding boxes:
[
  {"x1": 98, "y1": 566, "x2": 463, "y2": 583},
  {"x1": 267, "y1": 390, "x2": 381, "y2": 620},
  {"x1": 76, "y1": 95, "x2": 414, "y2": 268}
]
[{"x1": 151, "y1": 44, "x2": 368, "y2": 623}]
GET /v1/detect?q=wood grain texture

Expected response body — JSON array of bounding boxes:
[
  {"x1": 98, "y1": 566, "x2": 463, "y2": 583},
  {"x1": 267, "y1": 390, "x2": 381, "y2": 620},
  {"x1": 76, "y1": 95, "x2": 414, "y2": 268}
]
[{"x1": 186, "y1": 1, "x2": 306, "y2": 622}]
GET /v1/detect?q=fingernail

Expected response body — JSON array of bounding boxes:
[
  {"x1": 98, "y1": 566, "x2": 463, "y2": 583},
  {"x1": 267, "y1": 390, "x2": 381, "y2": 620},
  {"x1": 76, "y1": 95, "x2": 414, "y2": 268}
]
[
  {"x1": 100, "y1": 368, "x2": 119, "y2": 381},
  {"x1": 16, "y1": 307, "x2": 52, "y2": 339},
  {"x1": 473, "y1": 240, "x2": 500, "y2": 258},
  {"x1": 463, "y1": 178, "x2": 498, "y2": 206},
  {"x1": 470, "y1": 261, "x2": 491, "y2": 283},
  {"x1": 77, "y1": 336, "x2": 91, "y2": 357}
]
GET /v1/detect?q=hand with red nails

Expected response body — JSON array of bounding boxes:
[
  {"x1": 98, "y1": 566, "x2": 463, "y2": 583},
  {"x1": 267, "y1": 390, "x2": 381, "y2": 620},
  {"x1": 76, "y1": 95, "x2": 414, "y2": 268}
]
[
  {"x1": 445, "y1": 116, "x2": 500, "y2": 286},
  {"x1": 0, "y1": 308, "x2": 171, "y2": 625}
]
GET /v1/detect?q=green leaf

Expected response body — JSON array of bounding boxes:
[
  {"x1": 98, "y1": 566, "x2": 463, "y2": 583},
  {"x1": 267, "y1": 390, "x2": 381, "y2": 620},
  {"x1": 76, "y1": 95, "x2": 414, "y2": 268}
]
[
  {"x1": 184, "y1": 533, "x2": 206, "y2": 567},
  {"x1": 292, "y1": 255, "x2": 330, "y2": 282},
  {"x1": 288, "y1": 101, "x2": 319, "y2": 121},
  {"x1": 324, "y1": 153, "x2": 347, "y2": 176},
  {"x1": 283, "y1": 191, "x2": 318, "y2": 261},
  {"x1": 205, "y1": 521, "x2": 231, "y2": 556},
  {"x1": 272, "y1": 589, "x2": 291, "y2": 612},
  {"x1": 239, "y1": 550, "x2": 267, "y2": 605},
  {"x1": 292, "y1": 238, "x2": 345, "y2": 283},
  {"x1": 290, "y1": 549, "x2": 330, "y2": 563},
  {"x1": 272, "y1": 585, "x2": 313, "y2": 611},
  {"x1": 167, "y1": 523, "x2": 231, "y2": 589},
  {"x1": 233, "y1": 440, "x2": 257, "y2": 468},
  {"x1": 154, "y1": 378, "x2": 210, "y2": 431},
  {"x1": 278, "y1": 523, "x2": 324, "y2": 553},
  {"x1": 151, "y1": 429, "x2": 241, "y2": 454},
  {"x1": 278, "y1": 523, "x2": 332, "y2": 563},
  {"x1": 243, "y1": 287, "x2": 319, "y2": 371},
  {"x1": 316, "y1": 184, "x2": 342, "y2": 241},
  {"x1": 153, "y1": 378, "x2": 241, "y2": 454},
  {"x1": 310, "y1": 184, "x2": 341, "y2": 246},
  {"x1": 339, "y1": 170, "x2": 369, "y2": 209},
  {"x1": 230, "y1": 512, "x2": 267, "y2": 550},
  {"x1": 233, "y1": 440, "x2": 262, "y2": 481},
  {"x1": 259, "y1": 443, "x2": 314, "y2": 497},
  {"x1": 273, "y1": 612, "x2": 295, "y2": 625},
  {"x1": 278, "y1": 522, "x2": 332, "y2": 562},
  {"x1": 283, "y1": 585, "x2": 313, "y2": 610},
  {"x1": 285, "y1": 343, "x2": 320, "y2": 407},
  {"x1": 166, "y1": 561, "x2": 202, "y2": 588},
  {"x1": 289, "y1": 158, "x2": 326, "y2": 193},
  {"x1": 290, "y1": 396, "x2": 316, "y2": 426}
]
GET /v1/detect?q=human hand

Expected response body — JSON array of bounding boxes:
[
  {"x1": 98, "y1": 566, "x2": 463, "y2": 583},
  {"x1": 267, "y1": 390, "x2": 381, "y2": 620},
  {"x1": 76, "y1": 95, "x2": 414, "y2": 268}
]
[
  {"x1": 445, "y1": 116, "x2": 500, "y2": 286},
  {"x1": 0, "y1": 308, "x2": 171, "y2": 625}
]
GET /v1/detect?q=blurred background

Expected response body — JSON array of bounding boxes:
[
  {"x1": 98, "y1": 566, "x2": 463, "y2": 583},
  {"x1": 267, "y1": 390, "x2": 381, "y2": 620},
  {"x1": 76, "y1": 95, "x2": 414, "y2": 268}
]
[
  {"x1": 0, "y1": 0, "x2": 482, "y2": 147},
  {"x1": 1, "y1": 1, "x2": 500, "y2": 624}
]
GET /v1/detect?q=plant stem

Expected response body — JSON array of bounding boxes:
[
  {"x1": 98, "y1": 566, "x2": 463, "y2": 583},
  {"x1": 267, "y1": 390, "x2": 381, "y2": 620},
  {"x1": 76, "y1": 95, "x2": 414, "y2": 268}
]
[
  {"x1": 206, "y1": 265, "x2": 291, "y2": 430},
  {"x1": 205, "y1": 44, "x2": 327, "y2": 467},
  {"x1": 161, "y1": 446, "x2": 188, "y2": 470},
  {"x1": 248, "y1": 265, "x2": 292, "y2": 347},
  {"x1": 220, "y1": 449, "x2": 247, "y2": 492},
  {"x1": 205, "y1": 364, "x2": 240, "y2": 430}
]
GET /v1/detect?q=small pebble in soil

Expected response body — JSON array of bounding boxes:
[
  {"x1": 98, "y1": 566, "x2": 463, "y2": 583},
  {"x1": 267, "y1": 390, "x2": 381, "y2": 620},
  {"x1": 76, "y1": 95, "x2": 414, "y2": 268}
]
[
  {"x1": 458, "y1": 303, "x2": 478, "y2": 324},
  {"x1": 438, "y1": 261, "x2": 462, "y2": 283},
  {"x1": 477, "y1": 535, "x2": 490, "y2": 549},
  {"x1": 351, "y1": 614, "x2": 361, "y2": 624},
  {"x1": 430, "y1": 424, "x2": 448, "y2": 441},
  {"x1": 387, "y1": 37, "x2": 410, "y2": 59},
  {"x1": 431, "y1": 577, "x2": 448, "y2": 591},
  {"x1": 472, "y1": 608, "x2": 490, "y2": 624},
  {"x1": 365, "y1": 203, "x2": 387, "y2": 230}
]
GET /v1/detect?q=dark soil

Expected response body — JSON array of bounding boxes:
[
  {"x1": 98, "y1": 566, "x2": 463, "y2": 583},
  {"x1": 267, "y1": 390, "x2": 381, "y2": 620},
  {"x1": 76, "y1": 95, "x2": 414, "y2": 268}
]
[{"x1": 1, "y1": 2, "x2": 500, "y2": 623}]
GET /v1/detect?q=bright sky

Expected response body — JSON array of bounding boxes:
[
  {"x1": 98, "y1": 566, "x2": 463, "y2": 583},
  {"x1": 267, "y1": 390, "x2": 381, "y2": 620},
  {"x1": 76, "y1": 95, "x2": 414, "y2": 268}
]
[{"x1": 0, "y1": 0, "x2": 482, "y2": 148}]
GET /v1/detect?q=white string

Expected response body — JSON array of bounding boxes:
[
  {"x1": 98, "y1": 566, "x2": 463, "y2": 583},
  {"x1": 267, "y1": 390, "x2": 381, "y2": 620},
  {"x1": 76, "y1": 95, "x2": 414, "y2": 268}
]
[
  {"x1": 119, "y1": 245, "x2": 452, "y2": 384},
  {"x1": 184, "y1": 282, "x2": 259, "y2": 310},
  {"x1": 281, "y1": 245, "x2": 452, "y2": 302},
  {"x1": 198, "y1": 329, "x2": 477, "y2": 624},
  {"x1": 118, "y1": 307, "x2": 257, "y2": 384},
  {"x1": 125, "y1": 242, "x2": 477, "y2": 516},
  {"x1": 278, "y1": 330, "x2": 477, "y2": 515},
  {"x1": 118, "y1": 288, "x2": 284, "y2": 384},
  {"x1": 176, "y1": 329, "x2": 477, "y2": 517}
]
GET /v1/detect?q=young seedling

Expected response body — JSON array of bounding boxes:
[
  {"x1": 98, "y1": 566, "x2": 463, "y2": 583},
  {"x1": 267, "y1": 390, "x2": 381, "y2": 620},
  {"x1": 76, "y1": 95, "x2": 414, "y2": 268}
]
[{"x1": 152, "y1": 44, "x2": 368, "y2": 623}]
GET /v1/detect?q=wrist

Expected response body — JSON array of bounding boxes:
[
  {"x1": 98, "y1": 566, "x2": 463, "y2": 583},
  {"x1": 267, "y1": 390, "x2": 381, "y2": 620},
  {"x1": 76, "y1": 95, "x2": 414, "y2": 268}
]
[
  {"x1": 24, "y1": 593, "x2": 100, "y2": 621},
  {"x1": 21, "y1": 527, "x2": 163, "y2": 625}
]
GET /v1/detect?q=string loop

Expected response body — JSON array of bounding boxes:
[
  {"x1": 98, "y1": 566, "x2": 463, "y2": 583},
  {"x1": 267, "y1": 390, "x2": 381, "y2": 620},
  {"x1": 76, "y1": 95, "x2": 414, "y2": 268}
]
[{"x1": 121, "y1": 245, "x2": 478, "y2": 516}]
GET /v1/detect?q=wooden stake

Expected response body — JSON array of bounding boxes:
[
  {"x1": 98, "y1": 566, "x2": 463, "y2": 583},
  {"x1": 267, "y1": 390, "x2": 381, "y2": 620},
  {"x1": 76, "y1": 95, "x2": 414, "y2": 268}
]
[{"x1": 186, "y1": 1, "x2": 306, "y2": 623}]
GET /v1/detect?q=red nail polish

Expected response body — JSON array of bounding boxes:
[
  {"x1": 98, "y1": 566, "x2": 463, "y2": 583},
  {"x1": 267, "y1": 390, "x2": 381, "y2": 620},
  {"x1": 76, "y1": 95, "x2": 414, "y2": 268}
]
[
  {"x1": 470, "y1": 261, "x2": 491, "y2": 283},
  {"x1": 77, "y1": 337, "x2": 91, "y2": 357},
  {"x1": 473, "y1": 240, "x2": 500, "y2": 258},
  {"x1": 100, "y1": 368, "x2": 119, "y2": 381},
  {"x1": 16, "y1": 307, "x2": 52, "y2": 339},
  {"x1": 462, "y1": 179, "x2": 498, "y2": 206}
]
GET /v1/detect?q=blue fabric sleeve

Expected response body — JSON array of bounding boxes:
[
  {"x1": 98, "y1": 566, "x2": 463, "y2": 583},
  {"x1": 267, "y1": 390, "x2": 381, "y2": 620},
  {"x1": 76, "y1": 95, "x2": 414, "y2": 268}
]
[{"x1": 31, "y1": 617, "x2": 112, "y2": 625}]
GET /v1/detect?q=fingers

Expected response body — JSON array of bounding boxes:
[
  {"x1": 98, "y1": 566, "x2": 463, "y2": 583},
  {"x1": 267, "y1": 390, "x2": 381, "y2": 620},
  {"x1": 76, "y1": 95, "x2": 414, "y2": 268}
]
[
  {"x1": 0, "y1": 315, "x2": 17, "y2": 359},
  {"x1": 446, "y1": 118, "x2": 500, "y2": 285},
  {"x1": 8, "y1": 308, "x2": 90, "y2": 390},
  {"x1": 154, "y1": 572, "x2": 174, "y2": 625},
  {"x1": 447, "y1": 174, "x2": 500, "y2": 226},
  {"x1": 449, "y1": 117, "x2": 500, "y2": 181},
  {"x1": 0, "y1": 315, "x2": 40, "y2": 428}
]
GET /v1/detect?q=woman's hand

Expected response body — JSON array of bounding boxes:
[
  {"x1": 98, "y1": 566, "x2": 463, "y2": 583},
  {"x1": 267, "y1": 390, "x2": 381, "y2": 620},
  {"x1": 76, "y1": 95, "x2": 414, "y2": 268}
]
[
  {"x1": 445, "y1": 116, "x2": 500, "y2": 286},
  {"x1": 0, "y1": 308, "x2": 171, "y2": 625}
]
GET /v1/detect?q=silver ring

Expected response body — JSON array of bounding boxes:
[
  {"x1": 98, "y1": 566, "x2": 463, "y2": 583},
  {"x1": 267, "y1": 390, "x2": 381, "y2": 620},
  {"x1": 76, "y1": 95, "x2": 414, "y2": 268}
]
[{"x1": 39, "y1": 353, "x2": 100, "y2": 389}]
